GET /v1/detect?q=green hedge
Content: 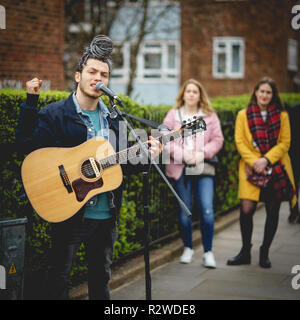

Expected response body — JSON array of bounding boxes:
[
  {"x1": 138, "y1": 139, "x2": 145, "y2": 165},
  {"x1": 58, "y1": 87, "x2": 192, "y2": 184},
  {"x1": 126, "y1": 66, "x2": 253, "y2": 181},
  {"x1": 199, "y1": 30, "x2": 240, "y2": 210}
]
[
  {"x1": 1, "y1": 88, "x2": 300, "y2": 297},
  {"x1": 0, "y1": 89, "x2": 151, "y2": 295},
  {"x1": 147, "y1": 92, "x2": 300, "y2": 213}
]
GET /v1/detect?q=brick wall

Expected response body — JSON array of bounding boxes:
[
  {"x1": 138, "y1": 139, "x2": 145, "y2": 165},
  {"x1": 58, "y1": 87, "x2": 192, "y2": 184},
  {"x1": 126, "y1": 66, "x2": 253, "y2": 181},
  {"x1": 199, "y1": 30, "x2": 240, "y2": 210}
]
[
  {"x1": 181, "y1": 0, "x2": 300, "y2": 98},
  {"x1": 0, "y1": 0, "x2": 65, "y2": 90}
]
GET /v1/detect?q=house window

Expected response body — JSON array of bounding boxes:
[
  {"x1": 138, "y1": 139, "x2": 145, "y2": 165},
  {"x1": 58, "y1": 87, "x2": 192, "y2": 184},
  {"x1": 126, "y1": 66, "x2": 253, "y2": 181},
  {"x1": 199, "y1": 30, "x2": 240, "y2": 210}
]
[
  {"x1": 111, "y1": 40, "x2": 179, "y2": 83},
  {"x1": 288, "y1": 39, "x2": 298, "y2": 72},
  {"x1": 138, "y1": 41, "x2": 179, "y2": 81},
  {"x1": 143, "y1": 44, "x2": 162, "y2": 77},
  {"x1": 111, "y1": 42, "x2": 130, "y2": 81},
  {"x1": 213, "y1": 37, "x2": 245, "y2": 79}
]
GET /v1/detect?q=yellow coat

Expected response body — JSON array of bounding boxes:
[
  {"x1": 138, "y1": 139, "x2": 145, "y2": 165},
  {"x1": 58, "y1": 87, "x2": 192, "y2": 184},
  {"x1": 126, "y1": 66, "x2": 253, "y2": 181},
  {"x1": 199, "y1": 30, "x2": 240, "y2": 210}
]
[{"x1": 235, "y1": 109, "x2": 297, "y2": 207}]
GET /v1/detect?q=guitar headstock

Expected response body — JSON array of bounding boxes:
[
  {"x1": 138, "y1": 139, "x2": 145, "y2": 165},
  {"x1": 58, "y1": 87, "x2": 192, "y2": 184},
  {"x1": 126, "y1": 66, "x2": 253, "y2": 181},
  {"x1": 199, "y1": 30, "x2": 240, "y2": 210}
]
[
  {"x1": 157, "y1": 116, "x2": 207, "y2": 146},
  {"x1": 180, "y1": 116, "x2": 207, "y2": 137}
]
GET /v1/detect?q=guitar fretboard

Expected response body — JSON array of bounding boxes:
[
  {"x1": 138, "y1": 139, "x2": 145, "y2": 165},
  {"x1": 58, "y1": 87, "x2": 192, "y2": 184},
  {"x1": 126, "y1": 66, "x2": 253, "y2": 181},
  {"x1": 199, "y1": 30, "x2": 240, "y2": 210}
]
[{"x1": 98, "y1": 129, "x2": 182, "y2": 169}]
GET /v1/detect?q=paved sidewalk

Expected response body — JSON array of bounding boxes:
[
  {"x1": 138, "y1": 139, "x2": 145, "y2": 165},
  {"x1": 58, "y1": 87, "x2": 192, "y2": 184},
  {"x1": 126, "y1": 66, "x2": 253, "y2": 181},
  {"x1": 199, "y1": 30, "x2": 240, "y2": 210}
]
[
  {"x1": 110, "y1": 200, "x2": 300, "y2": 300},
  {"x1": 70, "y1": 204, "x2": 241, "y2": 300}
]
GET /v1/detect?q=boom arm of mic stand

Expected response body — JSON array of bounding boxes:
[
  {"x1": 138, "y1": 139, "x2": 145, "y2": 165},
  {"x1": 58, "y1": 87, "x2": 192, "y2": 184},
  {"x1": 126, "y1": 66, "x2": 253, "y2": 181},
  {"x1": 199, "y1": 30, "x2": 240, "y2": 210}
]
[{"x1": 109, "y1": 99, "x2": 192, "y2": 218}]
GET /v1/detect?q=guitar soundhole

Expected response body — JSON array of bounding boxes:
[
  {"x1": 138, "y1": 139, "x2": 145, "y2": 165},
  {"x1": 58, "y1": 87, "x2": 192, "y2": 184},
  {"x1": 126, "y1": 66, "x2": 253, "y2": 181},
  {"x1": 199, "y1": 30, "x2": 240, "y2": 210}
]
[{"x1": 81, "y1": 160, "x2": 101, "y2": 179}]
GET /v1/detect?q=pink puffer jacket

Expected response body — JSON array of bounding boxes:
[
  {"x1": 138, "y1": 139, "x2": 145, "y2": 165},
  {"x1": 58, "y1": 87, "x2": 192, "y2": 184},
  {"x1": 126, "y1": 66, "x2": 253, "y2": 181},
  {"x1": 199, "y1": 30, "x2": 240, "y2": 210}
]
[{"x1": 163, "y1": 108, "x2": 224, "y2": 180}]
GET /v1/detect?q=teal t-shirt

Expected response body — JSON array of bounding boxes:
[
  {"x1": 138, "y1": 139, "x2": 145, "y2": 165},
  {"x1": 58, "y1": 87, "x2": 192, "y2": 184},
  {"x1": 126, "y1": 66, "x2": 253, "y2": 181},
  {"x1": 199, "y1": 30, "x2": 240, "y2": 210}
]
[{"x1": 80, "y1": 108, "x2": 112, "y2": 220}]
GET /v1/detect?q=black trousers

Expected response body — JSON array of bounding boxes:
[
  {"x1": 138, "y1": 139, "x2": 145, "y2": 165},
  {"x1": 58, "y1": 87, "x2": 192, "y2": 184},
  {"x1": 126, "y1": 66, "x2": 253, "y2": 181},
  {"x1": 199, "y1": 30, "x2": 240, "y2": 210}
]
[{"x1": 48, "y1": 217, "x2": 117, "y2": 300}]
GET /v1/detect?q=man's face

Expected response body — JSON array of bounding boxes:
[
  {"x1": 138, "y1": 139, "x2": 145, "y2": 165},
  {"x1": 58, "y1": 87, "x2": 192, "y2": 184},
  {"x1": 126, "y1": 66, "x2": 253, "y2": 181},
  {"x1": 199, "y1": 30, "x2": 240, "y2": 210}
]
[{"x1": 75, "y1": 58, "x2": 110, "y2": 99}]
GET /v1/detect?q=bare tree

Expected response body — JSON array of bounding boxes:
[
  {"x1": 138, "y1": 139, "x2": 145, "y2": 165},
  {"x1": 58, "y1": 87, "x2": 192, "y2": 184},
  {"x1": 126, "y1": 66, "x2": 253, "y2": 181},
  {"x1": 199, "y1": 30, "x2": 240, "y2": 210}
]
[
  {"x1": 64, "y1": 0, "x2": 179, "y2": 95},
  {"x1": 64, "y1": 0, "x2": 126, "y2": 90},
  {"x1": 126, "y1": 0, "x2": 149, "y2": 96},
  {"x1": 113, "y1": 0, "x2": 179, "y2": 96}
]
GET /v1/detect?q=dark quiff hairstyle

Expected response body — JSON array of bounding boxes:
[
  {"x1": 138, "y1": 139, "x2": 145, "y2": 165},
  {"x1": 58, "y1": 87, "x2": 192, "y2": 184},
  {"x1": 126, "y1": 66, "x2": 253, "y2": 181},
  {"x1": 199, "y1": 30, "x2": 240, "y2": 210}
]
[
  {"x1": 248, "y1": 77, "x2": 283, "y2": 110},
  {"x1": 76, "y1": 35, "x2": 113, "y2": 74}
]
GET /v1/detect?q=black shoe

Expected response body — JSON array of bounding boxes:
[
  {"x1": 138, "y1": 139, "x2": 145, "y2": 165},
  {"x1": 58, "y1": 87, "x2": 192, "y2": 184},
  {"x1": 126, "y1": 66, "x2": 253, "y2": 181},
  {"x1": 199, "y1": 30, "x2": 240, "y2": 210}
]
[
  {"x1": 227, "y1": 245, "x2": 251, "y2": 266},
  {"x1": 259, "y1": 246, "x2": 271, "y2": 268},
  {"x1": 288, "y1": 206, "x2": 299, "y2": 223},
  {"x1": 288, "y1": 202, "x2": 300, "y2": 223}
]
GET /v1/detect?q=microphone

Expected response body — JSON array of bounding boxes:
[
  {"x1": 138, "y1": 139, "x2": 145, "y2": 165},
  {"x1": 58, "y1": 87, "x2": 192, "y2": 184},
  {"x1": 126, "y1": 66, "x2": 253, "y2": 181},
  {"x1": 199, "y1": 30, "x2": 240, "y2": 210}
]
[{"x1": 95, "y1": 82, "x2": 121, "y2": 102}]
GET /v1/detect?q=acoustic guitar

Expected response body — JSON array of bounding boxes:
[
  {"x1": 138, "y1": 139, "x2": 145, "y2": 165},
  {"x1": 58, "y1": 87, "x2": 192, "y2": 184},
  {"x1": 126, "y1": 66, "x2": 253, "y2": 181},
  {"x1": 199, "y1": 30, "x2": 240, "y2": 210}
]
[{"x1": 21, "y1": 117, "x2": 206, "y2": 222}]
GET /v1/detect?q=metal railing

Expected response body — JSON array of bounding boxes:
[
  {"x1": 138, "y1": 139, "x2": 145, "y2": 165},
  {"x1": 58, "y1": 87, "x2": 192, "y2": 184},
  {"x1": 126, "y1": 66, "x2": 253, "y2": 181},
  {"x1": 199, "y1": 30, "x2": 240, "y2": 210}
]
[{"x1": 113, "y1": 121, "x2": 239, "y2": 266}]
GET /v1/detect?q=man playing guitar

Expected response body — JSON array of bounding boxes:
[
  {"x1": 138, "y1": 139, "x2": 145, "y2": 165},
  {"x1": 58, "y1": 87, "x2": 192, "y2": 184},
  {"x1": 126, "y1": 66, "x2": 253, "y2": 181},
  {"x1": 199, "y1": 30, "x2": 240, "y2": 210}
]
[{"x1": 16, "y1": 35, "x2": 161, "y2": 300}]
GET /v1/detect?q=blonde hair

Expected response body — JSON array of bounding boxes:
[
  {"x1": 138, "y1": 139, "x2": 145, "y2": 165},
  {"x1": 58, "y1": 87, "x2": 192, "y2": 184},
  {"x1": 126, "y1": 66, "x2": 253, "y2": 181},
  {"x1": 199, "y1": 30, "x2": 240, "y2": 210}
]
[{"x1": 174, "y1": 78, "x2": 215, "y2": 115}]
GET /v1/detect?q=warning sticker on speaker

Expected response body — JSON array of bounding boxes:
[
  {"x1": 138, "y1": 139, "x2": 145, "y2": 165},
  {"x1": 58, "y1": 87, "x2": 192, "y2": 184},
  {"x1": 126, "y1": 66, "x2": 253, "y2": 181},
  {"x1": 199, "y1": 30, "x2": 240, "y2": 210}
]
[{"x1": 8, "y1": 264, "x2": 16, "y2": 274}]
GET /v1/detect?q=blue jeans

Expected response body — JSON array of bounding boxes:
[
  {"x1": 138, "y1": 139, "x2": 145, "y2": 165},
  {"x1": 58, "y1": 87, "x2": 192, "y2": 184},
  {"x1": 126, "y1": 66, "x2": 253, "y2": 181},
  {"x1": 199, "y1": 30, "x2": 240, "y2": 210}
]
[{"x1": 176, "y1": 172, "x2": 215, "y2": 252}]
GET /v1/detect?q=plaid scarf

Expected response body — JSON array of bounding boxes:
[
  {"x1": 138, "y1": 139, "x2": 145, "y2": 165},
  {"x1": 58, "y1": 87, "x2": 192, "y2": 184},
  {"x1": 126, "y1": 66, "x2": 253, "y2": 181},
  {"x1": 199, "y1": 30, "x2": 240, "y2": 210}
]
[{"x1": 246, "y1": 104, "x2": 295, "y2": 200}]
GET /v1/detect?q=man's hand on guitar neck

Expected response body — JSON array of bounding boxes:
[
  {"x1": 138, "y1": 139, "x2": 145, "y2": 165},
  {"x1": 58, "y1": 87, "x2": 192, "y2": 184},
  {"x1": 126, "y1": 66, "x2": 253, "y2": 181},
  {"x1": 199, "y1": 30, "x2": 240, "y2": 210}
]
[{"x1": 148, "y1": 135, "x2": 162, "y2": 159}]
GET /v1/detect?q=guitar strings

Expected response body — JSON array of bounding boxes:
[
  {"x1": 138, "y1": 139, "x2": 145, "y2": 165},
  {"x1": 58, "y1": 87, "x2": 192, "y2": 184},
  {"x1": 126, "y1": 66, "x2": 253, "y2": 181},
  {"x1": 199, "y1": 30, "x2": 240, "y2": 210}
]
[
  {"x1": 80, "y1": 132, "x2": 177, "y2": 175},
  {"x1": 79, "y1": 120, "x2": 203, "y2": 178}
]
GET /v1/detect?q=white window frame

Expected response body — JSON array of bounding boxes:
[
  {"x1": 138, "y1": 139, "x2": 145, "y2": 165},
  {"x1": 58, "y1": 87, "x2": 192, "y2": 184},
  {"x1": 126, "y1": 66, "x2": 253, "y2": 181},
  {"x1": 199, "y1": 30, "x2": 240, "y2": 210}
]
[
  {"x1": 119, "y1": 0, "x2": 179, "y2": 7},
  {"x1": 111, "y1": 40, "x2": 180, "y2": 84},
  {"x1": 111, "y1": 42, "x2": 131, "y2": 83},
  {"x1": 213, "y1": 37, "x2": 245, "y2": 79},
  {"x1": 137, "y1": 40, "x2": 180, "y2": 83},
  {"x1": 288, "y1": 39, "x2": 298, "y2": 72}
]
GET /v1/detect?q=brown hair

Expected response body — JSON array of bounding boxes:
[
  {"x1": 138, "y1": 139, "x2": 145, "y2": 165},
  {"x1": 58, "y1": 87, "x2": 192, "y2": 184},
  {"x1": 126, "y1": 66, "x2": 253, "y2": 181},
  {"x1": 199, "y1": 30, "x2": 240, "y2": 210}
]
[
  {"x1": 248, "y1": 77, "x2": 283, "y2": 110},
  {"x1": 174, "y1": 78, "x2": 215, "y2": 115},
  {"x1": 76, "y1": 34, "x2": 113, "y2": 73},
  {"x1": 75, "y1": 35, "x2": 113, "y2": 90}
]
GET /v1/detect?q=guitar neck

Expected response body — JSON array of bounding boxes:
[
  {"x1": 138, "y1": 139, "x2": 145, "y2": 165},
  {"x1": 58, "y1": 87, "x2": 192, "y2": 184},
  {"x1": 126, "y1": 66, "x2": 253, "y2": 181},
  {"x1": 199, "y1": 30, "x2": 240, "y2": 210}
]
[
  {"x1": 98, "y1": 129, "x2": 182, "y2": 169},
  {"x1": 98, "y1": 116, "x2": 205, "y2": 170}
]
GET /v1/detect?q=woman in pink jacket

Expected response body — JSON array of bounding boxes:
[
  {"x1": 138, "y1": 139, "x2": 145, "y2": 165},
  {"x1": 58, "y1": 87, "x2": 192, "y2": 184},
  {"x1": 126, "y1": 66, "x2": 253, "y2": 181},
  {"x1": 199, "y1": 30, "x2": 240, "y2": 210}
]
[{"x1": 163, "y1": 79, "x2": 224, "y2": 268}]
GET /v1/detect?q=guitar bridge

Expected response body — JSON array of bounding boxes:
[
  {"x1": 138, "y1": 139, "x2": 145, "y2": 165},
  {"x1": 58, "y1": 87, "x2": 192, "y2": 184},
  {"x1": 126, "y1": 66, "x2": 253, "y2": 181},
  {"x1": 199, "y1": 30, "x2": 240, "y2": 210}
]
[
  {"x1": 58, "y1": 165, "x2": 73, "y2": 193},
  {"x1": 89, "y1": 157, "x2": 100, "y2": 178}
]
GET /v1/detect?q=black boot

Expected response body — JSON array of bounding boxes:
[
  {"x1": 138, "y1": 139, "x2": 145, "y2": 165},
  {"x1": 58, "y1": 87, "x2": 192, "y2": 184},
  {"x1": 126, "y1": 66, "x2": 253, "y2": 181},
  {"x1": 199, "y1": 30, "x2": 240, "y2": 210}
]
[
  {"x1": 288, "y1": 203, "x2": 299, "y2": 224},
  {"x1": 259, "y1": 246, "x2": 271, "y2": 268},
  {"x1": 297, "y1": 212, "x2": 300, "y2": 224},
  {"x1": 227, "y1": 245, "x2": 252, "y2": 266}
]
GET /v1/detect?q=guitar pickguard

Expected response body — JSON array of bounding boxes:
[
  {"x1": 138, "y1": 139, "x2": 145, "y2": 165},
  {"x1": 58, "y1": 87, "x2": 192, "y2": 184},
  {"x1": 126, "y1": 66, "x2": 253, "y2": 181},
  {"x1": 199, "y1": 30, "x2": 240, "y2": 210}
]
[{"x1": 72, "y1": 177, "x2": 104, "y2": 202}]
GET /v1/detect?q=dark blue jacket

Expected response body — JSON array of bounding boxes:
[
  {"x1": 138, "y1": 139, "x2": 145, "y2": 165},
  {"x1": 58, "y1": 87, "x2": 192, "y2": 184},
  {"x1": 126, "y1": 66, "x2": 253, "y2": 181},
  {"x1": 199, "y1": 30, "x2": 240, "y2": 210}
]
[{"x1": 16, "y1": 93, "x2": 142, "y2": 222}]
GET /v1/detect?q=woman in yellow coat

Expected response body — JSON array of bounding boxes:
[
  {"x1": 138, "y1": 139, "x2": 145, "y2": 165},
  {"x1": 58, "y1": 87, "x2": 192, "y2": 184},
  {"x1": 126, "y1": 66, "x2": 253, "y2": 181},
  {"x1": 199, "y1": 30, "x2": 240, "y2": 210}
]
[{"x1": 227, "y1": 77, "x2": 297, "y2": 268}]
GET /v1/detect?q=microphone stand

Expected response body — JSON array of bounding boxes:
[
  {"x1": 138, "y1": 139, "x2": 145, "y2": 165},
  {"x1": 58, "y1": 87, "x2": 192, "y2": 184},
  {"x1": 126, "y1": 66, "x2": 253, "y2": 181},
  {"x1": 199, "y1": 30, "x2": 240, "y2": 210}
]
[
  {"x1": 108, "y1": 98, "x2": 192, "y2": 301},
  {"x1": 143, "y1": 162, "x2": 151, "y2": 300}
]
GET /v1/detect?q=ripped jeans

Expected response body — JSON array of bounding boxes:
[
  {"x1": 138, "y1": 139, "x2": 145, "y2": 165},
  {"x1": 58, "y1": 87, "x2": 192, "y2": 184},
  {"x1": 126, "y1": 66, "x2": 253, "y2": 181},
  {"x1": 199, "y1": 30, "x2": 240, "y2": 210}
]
[{"x1": 176, "y1": 172, "x2": 215, "y2": 252}]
